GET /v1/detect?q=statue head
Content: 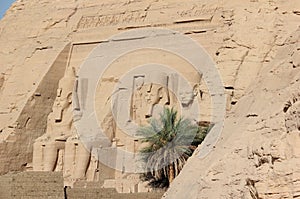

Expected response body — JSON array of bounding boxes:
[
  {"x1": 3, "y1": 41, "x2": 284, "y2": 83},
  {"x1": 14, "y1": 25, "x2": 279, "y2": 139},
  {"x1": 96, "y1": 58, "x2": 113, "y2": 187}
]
[
  {"x1": 144, "y1": 71, "x2": 169, "y2": 118},
  {"x1": 178, "y1": 72, "x2": 202, "y2": 108},
  {"x1": 133, "y1": 75, "x2": 145, "y2": 90},
  {"x1": 144, "y1": 84, "x2": 166, "y2": 106},
  {"x1": 52, "y1": 67, "x2": 76, "y2": 122}
]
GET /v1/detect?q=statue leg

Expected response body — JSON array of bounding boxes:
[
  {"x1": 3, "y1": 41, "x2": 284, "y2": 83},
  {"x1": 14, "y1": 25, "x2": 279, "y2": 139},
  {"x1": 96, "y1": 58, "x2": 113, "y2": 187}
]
[
  {"x1": 74, "y1": 143, "x2": 91, "y2": 179},
  {"x1": 64, "y1": 140, "x2": 76, "y2": 177},
  {"x1": 32, "y1": 142, "x2": 43, "y2": 171},
  {"x1": 43, "y1": 142, "x2": 58, "y2": 171}
]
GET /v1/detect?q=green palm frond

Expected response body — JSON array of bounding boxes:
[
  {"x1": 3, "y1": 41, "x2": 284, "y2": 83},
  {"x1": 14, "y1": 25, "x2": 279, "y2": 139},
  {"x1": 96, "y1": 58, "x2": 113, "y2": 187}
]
[{"x1": 137, "y1": 107, "x2": 208, "y2": 188}]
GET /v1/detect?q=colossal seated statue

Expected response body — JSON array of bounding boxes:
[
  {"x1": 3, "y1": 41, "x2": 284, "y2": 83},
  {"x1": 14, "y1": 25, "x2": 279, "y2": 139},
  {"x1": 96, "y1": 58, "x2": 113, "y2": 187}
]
[
  {"x1": 33, "y1": 67, "x2": 76, "y2": 171},
  {"x1": 33, "y1": 67, "x2": 91, "y2": 185}
]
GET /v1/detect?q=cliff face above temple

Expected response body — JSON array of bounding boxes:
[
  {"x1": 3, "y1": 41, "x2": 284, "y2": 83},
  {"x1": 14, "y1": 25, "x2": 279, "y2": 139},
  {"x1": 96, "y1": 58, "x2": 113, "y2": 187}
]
[
  {"x1": 0, "y1": 0, "x2": 299, "y2": 198},
  {"x1": 164, "y1": 28, "x2": 300, "y2": 198},
  {"x1": 163, "y1": 1, "x2": 300, "y2": 198}
]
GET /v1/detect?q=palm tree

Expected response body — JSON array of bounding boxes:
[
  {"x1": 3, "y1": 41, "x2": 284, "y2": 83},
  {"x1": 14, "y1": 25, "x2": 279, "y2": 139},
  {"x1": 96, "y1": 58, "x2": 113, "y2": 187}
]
[{"x1": 138, "y1": 107, "x2": 208, "y2": 188}]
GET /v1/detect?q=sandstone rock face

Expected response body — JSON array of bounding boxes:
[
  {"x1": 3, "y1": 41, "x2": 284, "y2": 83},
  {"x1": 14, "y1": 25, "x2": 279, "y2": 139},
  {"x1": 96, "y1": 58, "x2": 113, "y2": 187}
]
[
  {"x1": 163, "y1": 2, "x2": 300, "y2": 198},
  {"x1": 0, "y1": 172, "x2": 64, "y2": 198},
  {"x1": 0, "y1": 0, "x2": 299, "y2": 198}
]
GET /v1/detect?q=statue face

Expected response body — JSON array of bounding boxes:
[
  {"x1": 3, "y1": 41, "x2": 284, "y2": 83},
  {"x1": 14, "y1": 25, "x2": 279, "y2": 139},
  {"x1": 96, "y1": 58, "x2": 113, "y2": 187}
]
[
  {"x1": 175, "y1": 72, "x2": 201, "y2": 108},
  {"x1": 178, "y1": 82, "x2": 199, "y2": 108},
  {"x1": 134, "y1": 76, "x2": 144, "y2": 90},
  {"x1": 179, "y1": 90, "x2": 195, "y2": 107},
  {"x1": 54, "y1": 95, "x2": 70, "y2": 110},
  {"x1": 53, "y1": 98, "x2": 70, "y2": 122},
  {"x1": 144, "y1": 84, "x2": 163, "y2": 105},
  {"x1": 52, "y1": 80, "x2": 73, "y2": 122},
  {"x1": 143, "y1": 83, "x2": 168, "y2": 118}
]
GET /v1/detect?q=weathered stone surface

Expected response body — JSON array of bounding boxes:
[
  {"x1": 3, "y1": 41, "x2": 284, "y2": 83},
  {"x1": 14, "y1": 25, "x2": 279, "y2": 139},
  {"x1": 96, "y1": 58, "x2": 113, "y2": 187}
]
[
  {"x1": 0, "y1": 0, "x2": 299, "y2": 198},
  {"x1": 0, "y1": 171, "x2": 163, "y2": 199},
  {"x1": 0, "y1": 171, "x2": 64, "y2": 199},
  {"x1": 164, "y1": 17, "x2": 300, "y2": 199},
  {"x1": 0, "y1": 43, "x2": 70, "y2": 174}
]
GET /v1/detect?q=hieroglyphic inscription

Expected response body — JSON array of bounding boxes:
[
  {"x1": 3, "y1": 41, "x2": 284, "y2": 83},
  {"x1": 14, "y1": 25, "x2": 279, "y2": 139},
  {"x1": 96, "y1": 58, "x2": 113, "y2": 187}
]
[
  {"x1": 177, "y1": 5, "x2": 221, "y2": 18},
  {"x1": 77, "y1": 11, "x2": 147, "y2": 29}
]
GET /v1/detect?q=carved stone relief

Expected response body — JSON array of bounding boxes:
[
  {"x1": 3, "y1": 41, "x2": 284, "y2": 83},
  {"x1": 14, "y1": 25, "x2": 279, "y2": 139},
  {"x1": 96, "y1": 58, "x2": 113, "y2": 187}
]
[
  {"x1": 130, "y1": 71, "x2": 169, "y2": 125},
  {"x1": 33, "y1": 66, "x2": 76, "y2": 172},
  {"x1": 77, "y1": 11, "x2": 147, "y2": 29},
  {"x1": 169, "y1": 72, "x2": 202, "y2": 122},
  {"x1": 32, "y1": 67, "x2": 92, "y2": 186}
]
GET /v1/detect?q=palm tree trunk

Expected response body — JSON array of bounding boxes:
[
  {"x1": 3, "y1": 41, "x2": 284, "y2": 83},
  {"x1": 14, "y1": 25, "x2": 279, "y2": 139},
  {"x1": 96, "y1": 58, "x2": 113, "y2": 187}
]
[{"x1": 169, "y1": 164, "x2": 175, "y2": 183}]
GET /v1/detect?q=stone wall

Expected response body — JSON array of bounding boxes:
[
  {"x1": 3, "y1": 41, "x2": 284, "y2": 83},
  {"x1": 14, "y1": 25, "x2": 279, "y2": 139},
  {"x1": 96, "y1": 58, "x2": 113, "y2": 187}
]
[
  {"x1": 0, "y1": 172, "x2": 64, "y2": 199},
  {"x1": 0, "y1": 171, "x2": 163, "y2": 199},
  {"x1": 66, "y1": 187, "x2": 163, "y2": 199}
]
